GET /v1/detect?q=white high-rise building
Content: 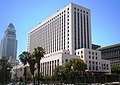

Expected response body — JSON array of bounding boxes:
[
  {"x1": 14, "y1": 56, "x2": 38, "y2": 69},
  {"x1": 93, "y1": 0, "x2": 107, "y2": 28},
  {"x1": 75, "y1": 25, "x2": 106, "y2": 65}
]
[
  {"x1": 28, "y1": 3, "x2": 111, "y2": 75},
  {"x1": 0, "y1": 23, "x2": 17, "y2": 59}
]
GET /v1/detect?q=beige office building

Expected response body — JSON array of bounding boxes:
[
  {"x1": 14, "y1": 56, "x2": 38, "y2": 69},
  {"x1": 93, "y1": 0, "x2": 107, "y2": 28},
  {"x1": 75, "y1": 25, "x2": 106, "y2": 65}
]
[{"x1": 28, "y1": 3, "x2": 111, "y2": 76}]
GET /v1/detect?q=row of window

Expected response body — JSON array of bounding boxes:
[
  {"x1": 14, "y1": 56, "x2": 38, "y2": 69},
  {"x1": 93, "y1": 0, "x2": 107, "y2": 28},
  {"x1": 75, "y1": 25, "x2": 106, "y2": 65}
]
[
  {"x1": 30, "y1": 11, "x2": 68, "y2": 54},
  {"x1": 102, "y1": 49, "x2": 120, "y2": 57},
  {"x1": 74, "y1": 7, "x2": 89, "y2": 14},
  {"x1": 89, "y1": 62, "x2": 109, "y2": 70},
  {"x1": 74, "y1": 10, "x2": 90, "y2": 50}
]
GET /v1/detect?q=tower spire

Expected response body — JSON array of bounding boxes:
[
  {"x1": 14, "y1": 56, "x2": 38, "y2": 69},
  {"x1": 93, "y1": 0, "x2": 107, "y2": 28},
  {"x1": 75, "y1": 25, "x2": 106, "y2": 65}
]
[{"x1": 8, "y1": 23, "x2": 15, "y2": 29}]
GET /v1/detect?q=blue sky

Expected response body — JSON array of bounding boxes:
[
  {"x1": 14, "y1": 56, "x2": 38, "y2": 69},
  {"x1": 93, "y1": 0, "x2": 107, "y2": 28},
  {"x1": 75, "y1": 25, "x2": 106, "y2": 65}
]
[{"x1": 0, "y1": 0, "x2": 120, "y2": 58}]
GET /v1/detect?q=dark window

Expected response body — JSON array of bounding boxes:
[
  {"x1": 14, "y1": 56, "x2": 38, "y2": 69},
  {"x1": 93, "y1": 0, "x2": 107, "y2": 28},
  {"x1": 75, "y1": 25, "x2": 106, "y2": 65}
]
[
  {"x1": 74, "y1": 11, "x2": 77, "y2": 50},
  {"x1": 93, "y1": 66, "x2": 94, "y2": 70},
  {"x1": 66, "y1": 59, "x2": 68, "y2": 62},
  {"x1": 81, "y1": 55, "x2": 83, "y2": 58},
  {"x1": 74, "y1": 7, "x2": 76, "y2": 10},
  {"x1": 89, "y1": 56, "x2": 91, "y2": 59},
  {"x1": 89, "y1": 61, "x2": 91, "y2": 64},
  {"x1": 84, "y1": 14, "x2": 86, "y2": 48},
  {"x1": 77, "y1": 12, "x2": 80, "y2": 49},
  {"x1": 81, "y1": 13, "x2": 83, "y2": 48},
  {"x1": 96, "y1": 62, "x2": 98, "y2": 64},
  {"x1": 96, "y1": 66, "x2": 98, "y2": 70},
  {"x1": 89, "y1": 66, "x2": 91, "y2": 70},
  {"x1": 96, "y1": 57, "x2": 97, "y2": 60},
  {"x1": 87, "y1": 15, "x2": 89, "y2": 48},
  {"x1": 81, "y1": 51, "x2": 83, "y2": 54}
]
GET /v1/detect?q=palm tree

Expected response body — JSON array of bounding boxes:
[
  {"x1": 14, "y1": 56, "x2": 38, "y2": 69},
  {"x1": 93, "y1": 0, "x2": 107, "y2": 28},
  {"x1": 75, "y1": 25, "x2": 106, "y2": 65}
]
[
  {"x1": 19, "y1": 51, "x2": 29, "y2": 85},
  {"x1": 33, "y1": 47, "x2": 45, "y2": 85},
  {"x1": 27, "y1": 54, "x2": 36, "y2": 85}
]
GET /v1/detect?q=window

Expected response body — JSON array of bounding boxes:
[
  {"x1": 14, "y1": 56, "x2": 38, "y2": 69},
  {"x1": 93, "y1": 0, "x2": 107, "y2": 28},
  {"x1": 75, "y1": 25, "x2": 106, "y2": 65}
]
[
  {"x1": 89, "y1": 56, "x2": 91, "y2": 59},
  {"x1": 81, "y1": 51, "x2": 83, "y2": 54},
  {"x1": 92, "y1": 56, "x2": 94, "y2": 59},
  {"x1": 68, "y1": 26, "x2": 69, "y2": 29},
  {"x1": 81, "y1": 55, "x2": 83, "y2": 58},
  {"x1": 93, "y1": 66, "x2": 94, "y2": 70},
  {"x1": 89, "y1": 51, "x2": 90, "y2": 54},
  {"x1": 74, "y1": 7, "x2": 76, "y2": 10},
  {"x1": 78, "y1": 52, "x2": 79, "y2": 54},
  {"x1": 96, "y1": 62, "x2": 98, "y2": 64},
  {"x1": 96, "y1": 66, "x2": 98, "y2": 70},
  {"x1": 89, "y1": 66, "x2": 91, "y2": 70},
  {"x1": 65, "y1": 59, "x2": 68, "y2": 62}
]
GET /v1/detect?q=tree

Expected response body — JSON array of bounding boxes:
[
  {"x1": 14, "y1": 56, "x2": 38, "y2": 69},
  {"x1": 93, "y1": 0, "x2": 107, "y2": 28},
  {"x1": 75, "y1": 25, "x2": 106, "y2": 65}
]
[
  {"x1": 19, "y1": 51, "x2": 29, "y2": 85},
  {"x1": 0, "y1": 57, "x2": 12, "y2": 84},
  {"x1": 33, "y1": 47, "x2": 45, "y2": 85},
  {"x1": 53, "y1": 66, "x2": 64, "y2": 80},
  {"x1": 64, "y1": 58, "x2": 87, "y2": 77},
  {"x1": 111, "y1": 64, "x2": 120, "y2": 74},
  {"x1": 53, "y1": 58, "x2": 87, "y2": 82},
  {"x1": 27, "y1": 54, "x2": 36, "y2": 85}
]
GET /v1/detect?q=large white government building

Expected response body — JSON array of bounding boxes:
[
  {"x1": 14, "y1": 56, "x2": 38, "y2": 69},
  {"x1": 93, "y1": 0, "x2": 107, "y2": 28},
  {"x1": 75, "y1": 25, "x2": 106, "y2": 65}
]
[{"x1": 28, "y1": 3, "x2": 111, "y2": 76}]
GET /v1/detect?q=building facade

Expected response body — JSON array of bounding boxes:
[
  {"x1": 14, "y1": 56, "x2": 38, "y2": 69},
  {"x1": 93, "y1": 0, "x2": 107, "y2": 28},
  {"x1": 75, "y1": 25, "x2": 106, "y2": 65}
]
[
  {"x1": 98, "y1": 43, "x2": 120, "y2": 66},
  {"x1": 28, "y1": 3, "x2": 111, "y2": 75},
  {"x1": 28, "y1": 3, "x2": 92, "y2": 54},
  {"x1": 0, "y1": 23, "x2": 17, "y2": 61}
]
